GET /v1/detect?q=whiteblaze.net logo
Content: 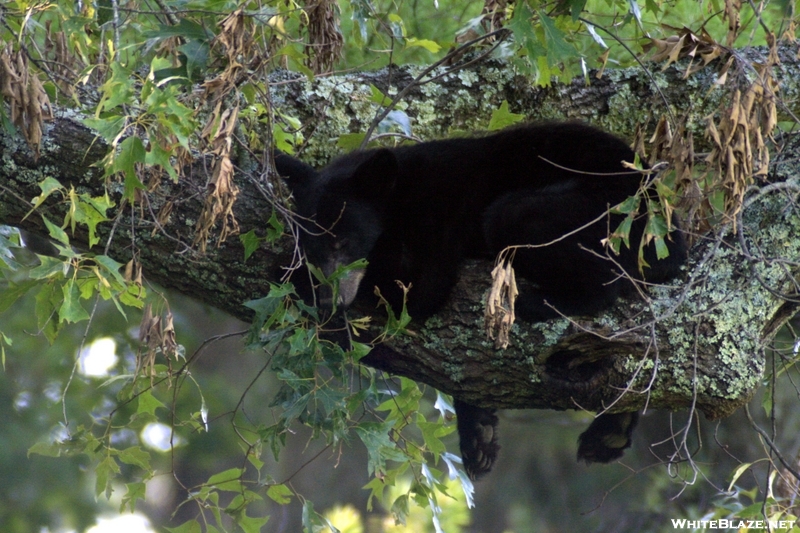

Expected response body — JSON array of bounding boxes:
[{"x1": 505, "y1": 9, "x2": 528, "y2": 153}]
[{"x1": 670, "y1": 518, "x2": 796, "y2": 530}]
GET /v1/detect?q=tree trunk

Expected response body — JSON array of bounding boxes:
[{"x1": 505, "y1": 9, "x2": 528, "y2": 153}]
[{"x1": 1, "y1": 45, "x2": 798, "y2": 422}]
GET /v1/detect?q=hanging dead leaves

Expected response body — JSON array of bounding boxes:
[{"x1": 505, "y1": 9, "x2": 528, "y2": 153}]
[
  {"x1": 484, "y1": 255, "x2": 518, "y2": 350},
  {"x1": 192, "y1": 104, "x2": 241, "y2": 254},
  {"x1": 43, "y1": 22, "x2": 80, "y2": 96},
  {"x1": 137, "y1": 303, "x2": 179, "y2": 385},
  {"x1": 723, "y1": 0, "x2": 743, "y2": 47},
  {"x1": 179, "y1": 2, "x2": 344, "y2": 254},
  {"x1": 643, "y1": 26, "x2": 725, "y2": 76},
  {"x1": 202, "y1": 9, "x2": 254, "y2": 103},
  {"x1": 705, "y1": 50, "x2": 778, "y2": 227},
  {"x1": 304, "y1": 0, "x2": 344, "y2": 74},
  {"x1": 0, "y1": 43, "x2": 53, "y2": 159},
  {"x1": 191, "y1": 10, "x2": 254, "y2": 253},
  {"x1": 645, "y1": 15, "x2": 781, "y2": 233}
]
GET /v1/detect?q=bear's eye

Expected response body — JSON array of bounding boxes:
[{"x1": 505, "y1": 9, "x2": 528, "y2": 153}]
[{"x1": 332, "y1": 238, "x2": 348, "y2": 251}]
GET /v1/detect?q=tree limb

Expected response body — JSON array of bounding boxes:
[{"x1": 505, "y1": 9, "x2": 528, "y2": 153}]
[{"x1": 1, "y1": 47, "x2": 799, "y2": 422}]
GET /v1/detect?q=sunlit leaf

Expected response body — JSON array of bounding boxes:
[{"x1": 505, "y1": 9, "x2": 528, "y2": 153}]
[
  {"x1": 406, "y1": 38, "x2": 441, "y2": 53},
  {"x1": 267, "y1": 484, "x2": 294, "y2": 504},
  {"x1": 488, "y1": 100, "x2": 525, "y2": 131}
]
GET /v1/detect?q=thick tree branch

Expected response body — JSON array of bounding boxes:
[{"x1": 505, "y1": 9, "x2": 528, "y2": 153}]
[{"x1": 1, "y1": 47, "x2": 799, "y2": 422}]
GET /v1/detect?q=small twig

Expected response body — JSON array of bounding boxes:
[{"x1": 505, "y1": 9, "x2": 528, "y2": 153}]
[
  {"x1": 745, "y1": 404, "x2": 800, "y2": 483},
  {"x1": 151, "y1": 0, "x2": 180, "y2": 26}
]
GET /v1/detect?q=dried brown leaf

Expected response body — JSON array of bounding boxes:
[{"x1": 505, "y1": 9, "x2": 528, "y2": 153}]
[
  {"x1": 724, "y1": 0, "x2": 742, "y2": 46},
  {"x1": 645, "y1": 27, "x2": 725, "y2": 75},
  {"x1": 484, "y1": 256, "x2": 519, "y2": 349},
  {"x1": 139, "y1": 304, "x2": 154, "y2": 344},
  {"x1": 163, "y1": 312, "x2": 177, "y2": 359},
  {"x1": 595, "y1": 49, "x2": 610, "y2": 79}
]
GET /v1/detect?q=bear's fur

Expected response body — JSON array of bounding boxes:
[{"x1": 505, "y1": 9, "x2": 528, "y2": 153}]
[{"x1": 276, "y1": 122, "x2": 687, "y2": 479}]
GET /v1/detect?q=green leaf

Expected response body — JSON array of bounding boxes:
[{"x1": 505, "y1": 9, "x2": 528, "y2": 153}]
[
  {"x1": 119, "y1": 283, "x2": 146, "y2": 309},
  {"x1": 97, "y1": 62, "x2": 134, "y2": 114},
  {"x1": 314, "y1": 387, "x2": 347, "y2": 416},
  {"x1": 68, "y1": 193, "x2": 112, "y2": 248},
  {"x1": 81, "y1": 192, "x2": 115, "y2": 218},
  {"x1": 207, "y1": 467, "x2": 244, "y2": 491},
  {"x1": 644, "y1": 0, "x2": 661, "y2": 14},
  {"x1": 418, "y1": 413, "x2": 449, "y2": 457},
  {"x1": 390, "y1": 494, "x2": 410, "y2": 526},
  {"x1": 488, "y1": 101, "x2": 525, "y2": 131},
  {"x1": 369, "y1": 84, "x2": 392, "y2": 106},
  {"x1": 355, "y1": 420, "x2": 407, "y2": 476},
  {"x1": 178, "y1": 40, "x2": 210, "y2": 80},
  {"x1": 273, "y1": 122, "x2": 297, "y2": 154},
  {"x1": 539, "y1": 12, "x2": 577, "y2": 63},
  {"x1": 145, "y1": 19, "x2": 212, "y2": 42},
  {"x1": 95, "y1": 455, "x2": 121, "y2": 498},
  {"x1": 337, "y1": 133, "x2": 367, "y2": 151},
  {"x1": 117, "y1": 446, "x2": 151, "y2": 470},
  {"x1": 27, "y1": 177, "x2": 65, "y2": 214},
  {"x1": 136, "y1": 389, "x2": 166, "y2": 418},
  {"x1": 240, "y1": 230, "x2": 262, "y2": 261},
  {"x1": 27, "y1": 441, "x2": 62, "y2": 458},
  {"x1": 508, "y1": 3, "x2": 546, "y2": 63},
  {"x1": 762, "y1": 383, "x2": 773, "y2": 416},
  {"x1": 644, "y1": 212, "x2": 670, "y2": 238},
  {"x1": 121, "y1": 482, "x2": 147, "y2": 513},
  {"x1": 83, "y1": 115, "x2": 127, "y2": 144},
  {"x1": 560, "y1": 0, "x2": 586, "y2": 22},
  {"x1": 29, "y1": 256, "x2": 67, "y2": 280},
  {"x1": 613, "y1": 194, "x2": 641, "y2": 215},
  {"x1": 0, "y1": 332, "x2": 9, "y2": 369},
  {"x1": 274, "y1": 44, "x2": 314, "y2": 80},
  {"x1": 727, "y1": 462, "x2": 753, "y2": 491},
  {"x1": 78, "y1": 277, "x2": 98, "y2": 300},
  {"x1": 94, "y1": 255, "x2": 126, "y2": 285},
  {"x1": 266, "y1": 211, "x2": 285, "y2": 243},
  {"x1": 387, "y1": 13, "x2": 406, "y2": 38},
  {"x1": 35, "y1": 281, "x2": 61, "y2": 343},
  {"x1": 166, "y1": 520, "x2": 203, "y2": 533},
  {"x1": 349, "y1": 341, "x2": 372, "y2": 362},
  {"x1": 237, "y1": 512, "x2": 269, "y2": 533},
  {"x1": 405, "y1": 38, "x2": 441, "y2": 53},
  {"x1": 145, "y1": 141, "x2": 178, "y2": 181},
  {"x1": 0, "y1": 232, "x2": 22, "y2": 271},
  {"x1": 59, "y1": 279, "x2": 90, "y2": 323},
  {"x1": 42, "y1": 215, "x2": 69, "y2": 246},
  {"x1": 652, "y1": 235, "x2": 669, "y2": 259},
  {"x1": 267, "y1": 483, "x2": 294, "y2": 504},
  {"x1": 0, "y1": 279, "x2": 39, "y2": 313},
  {"x1": 302, "y1": 500, "x2": 339, "y2": 533},
  {"x1": 113, "y1": 136, "x2": 147, "y2": 199}
]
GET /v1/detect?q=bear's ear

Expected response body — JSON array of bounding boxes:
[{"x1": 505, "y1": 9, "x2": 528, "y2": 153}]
[
  {"x1": 352, "y1": 149, "x2": 397, "y2": 199},
  {"x1": 274, "y1": 151, "x2": 318, "y2": 191}
]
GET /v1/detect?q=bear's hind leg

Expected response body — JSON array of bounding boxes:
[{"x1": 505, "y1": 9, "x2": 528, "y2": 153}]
[
  {"x1": 577, "y1": 411, "x2": 639, "y2": 463},
  {"x1": 483, "y1": 188, "x2": 628, "y2": 322},
  {"x1": 454, "y1": 399, "x2": 500, "y2": 480}
]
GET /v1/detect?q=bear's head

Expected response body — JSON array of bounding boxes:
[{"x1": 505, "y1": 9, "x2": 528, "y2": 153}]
[{"x1": 276, "y1": 149, "x2": 397, "y2": 308}]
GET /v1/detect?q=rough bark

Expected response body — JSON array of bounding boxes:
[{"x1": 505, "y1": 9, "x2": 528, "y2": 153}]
[{"x1": 1, "y1": 46, "x2": 799, "y2": 422}]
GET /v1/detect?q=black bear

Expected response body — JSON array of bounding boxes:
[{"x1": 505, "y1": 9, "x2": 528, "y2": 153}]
[{"x1": 275, "y1": 122, "x2": 687, "y2": 479}]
